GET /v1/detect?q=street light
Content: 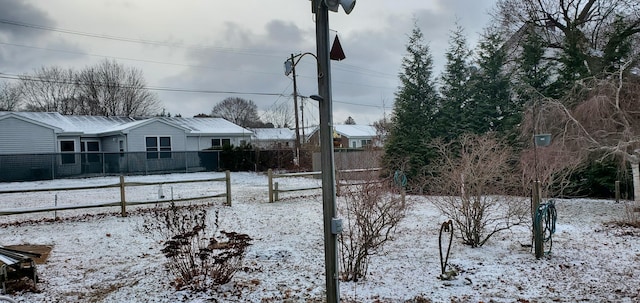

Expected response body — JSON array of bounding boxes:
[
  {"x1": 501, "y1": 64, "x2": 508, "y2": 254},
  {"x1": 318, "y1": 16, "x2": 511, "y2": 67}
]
[
  {"x1": 284, "y1": 52, "x2": 318, "y2": 168},
  {"x1": 311, "y1": 0, "x2": 355, "y2": 302}
]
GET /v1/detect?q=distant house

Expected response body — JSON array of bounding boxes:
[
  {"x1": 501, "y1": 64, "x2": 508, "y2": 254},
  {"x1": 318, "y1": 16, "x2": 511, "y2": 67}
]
[
  {"x1": 307, "y1": 124, "x2": 380, "y2": 148},
  {"x1": 250, "y1": 128, "x2": 295, "y2": 149},
  {"x1": 0, "y1": 112, "x2": 252, "y2": 154},
  {"x1": 0, "y1": 112, "x2": 252, "y2": 180}
]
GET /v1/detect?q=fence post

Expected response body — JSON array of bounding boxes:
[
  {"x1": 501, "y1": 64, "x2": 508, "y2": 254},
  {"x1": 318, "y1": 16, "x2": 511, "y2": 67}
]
[
  {"x1": 225, "y1": 170, "x2": 232, "y2": 206},
  {"x1": 274, "y1": 182, "x2": 279, "y2": 202},
  {"x1": 268, "y1": 169, "x2": 274, "y2": 203},
  {"x1": 615, "y1": 180, "x2": 620, "y2": 203},
  {"x1": 119, "y1": 175, "x2": 127, "y2": 217}
]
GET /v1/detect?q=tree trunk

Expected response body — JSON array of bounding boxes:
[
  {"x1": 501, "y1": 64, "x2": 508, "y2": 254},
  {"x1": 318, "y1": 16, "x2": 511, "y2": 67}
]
[{"x1": 632, "y1": 160, "x2": 640, "y2": 202}]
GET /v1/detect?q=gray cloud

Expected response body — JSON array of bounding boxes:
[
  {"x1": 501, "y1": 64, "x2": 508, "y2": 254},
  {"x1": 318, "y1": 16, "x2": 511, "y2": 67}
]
[
  {"x1": 0, "y1": 0, "x2": 54, "y2": 39},
  {"x1": 0, "y1": 0, "x2": 85, "y2": 73},
  {"x1": 159, "y1": 19, "x2": 315, "y2": 118}
]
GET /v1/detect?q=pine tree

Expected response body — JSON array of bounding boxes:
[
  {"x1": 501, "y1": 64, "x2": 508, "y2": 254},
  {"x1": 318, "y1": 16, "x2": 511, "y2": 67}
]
[
  {"x1": 468, "y1": 29, "x2": 517, "y2": 137},
  {"x1": 437, "y1": 24, "x2": 474, "y2": 141},
  {"x1": 383, "y1": 24, "x2": 439, "y2": 182},
  {"x1": 517, "y1": 29, "x2": 553, "y2": 95}
]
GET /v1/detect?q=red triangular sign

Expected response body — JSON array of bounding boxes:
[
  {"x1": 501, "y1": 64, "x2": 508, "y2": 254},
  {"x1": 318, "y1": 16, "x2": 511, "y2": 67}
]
[{"x1": 330, "y1": 35, "x2": 346, "y2": 61}]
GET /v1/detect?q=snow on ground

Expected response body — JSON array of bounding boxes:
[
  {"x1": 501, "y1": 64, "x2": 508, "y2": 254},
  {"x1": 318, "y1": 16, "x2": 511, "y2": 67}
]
[{"x1": 0, "y1": 172, "x2": 639, "y2": 302}]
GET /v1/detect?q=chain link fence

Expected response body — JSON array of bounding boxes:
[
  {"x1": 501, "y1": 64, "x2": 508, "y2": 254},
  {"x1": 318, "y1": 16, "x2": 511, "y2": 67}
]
[{"x1": 0, "y1": 151, "x2": 221, "y2": 182}]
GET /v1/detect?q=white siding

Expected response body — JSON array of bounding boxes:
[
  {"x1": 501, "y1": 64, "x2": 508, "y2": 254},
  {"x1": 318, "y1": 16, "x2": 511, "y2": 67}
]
[
  {"x1": 100, "y1": 135, "x2": 124, "y2": 152},
  {"x1": 0, "y1": 117, "x2": 56, "y2": 154},
  {"x1": 126, "y1": 122, "x2": 187, "y2": 152},
  {"x1": 187, "y1": 137, "x2": 200, "y2": 151}
]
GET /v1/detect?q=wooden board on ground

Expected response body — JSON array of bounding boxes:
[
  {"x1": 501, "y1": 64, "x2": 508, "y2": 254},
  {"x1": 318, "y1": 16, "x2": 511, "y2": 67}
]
[{"x1": 3, "y1": 245, "x2": 52, "y2": 264}]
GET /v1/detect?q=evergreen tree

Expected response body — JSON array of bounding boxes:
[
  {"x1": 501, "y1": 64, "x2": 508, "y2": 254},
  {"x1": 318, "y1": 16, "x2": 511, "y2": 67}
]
[
  {"x1": 437, "y1": 23, "x2": 474, "y2": 141},
  {"x1": 468, "y1": 29, "x2": 517, "y2": 138},
  {"x1": 383, "y1": 24, "x2": 439, "y2": 183}
]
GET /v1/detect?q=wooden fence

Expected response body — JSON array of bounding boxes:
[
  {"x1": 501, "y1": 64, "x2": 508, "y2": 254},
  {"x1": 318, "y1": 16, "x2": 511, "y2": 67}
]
[
  {"x1": 0, "y1": 171, "x2": 231, "y2": 217},
  {"x1": 267, "y1": 168, "x2": 381, "y2": 202}
]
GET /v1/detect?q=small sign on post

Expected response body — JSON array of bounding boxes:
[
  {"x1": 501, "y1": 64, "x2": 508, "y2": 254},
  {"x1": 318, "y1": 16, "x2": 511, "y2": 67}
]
[{"x1": 534, "y1": 134, "x2": 552, "y2": 147}]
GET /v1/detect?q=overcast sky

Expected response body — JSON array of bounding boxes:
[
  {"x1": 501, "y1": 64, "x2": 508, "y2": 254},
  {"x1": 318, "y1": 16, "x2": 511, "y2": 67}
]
[{"x1": 0, "y1": 0, "x2": 497, "y2": 126}]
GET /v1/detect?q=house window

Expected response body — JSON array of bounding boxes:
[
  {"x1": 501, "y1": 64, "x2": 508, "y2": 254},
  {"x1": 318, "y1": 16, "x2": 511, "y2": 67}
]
[
  {"x1": 60, "y1": 140, "x2": 76, "y2": 164},
  {"x1": 212, "y1": 138, "x2": 231, "y2": 148},
  {"x1": 81, "y1": 141, "x2": 100, "y2": 163},
  {"x1": 146, "y1": 136, "x2": 172, "y2": 159},
  {"x1": 361, "y1": 139, "x2": 372, "y2": 148}
]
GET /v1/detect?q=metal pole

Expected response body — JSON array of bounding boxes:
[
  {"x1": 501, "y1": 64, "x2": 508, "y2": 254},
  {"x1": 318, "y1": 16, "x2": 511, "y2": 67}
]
[
  {"x1": 314, "y1": 1, "x2": 340, "y2": 302},
  {"x1": 533, "y1": 180, "x2": 543, "y2": 258},
  {"x1": 291, "y1": 54, "x2": 302, "y2": 168}
]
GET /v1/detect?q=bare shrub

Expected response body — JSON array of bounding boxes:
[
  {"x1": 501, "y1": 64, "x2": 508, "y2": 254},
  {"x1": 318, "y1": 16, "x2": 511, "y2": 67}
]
[
  {"x1": 337, "y1": 168, "x2": 409, "y2": 281},
  {"x1": 429, "y1": 133, "x2": 528, "y2": 247},
  {"x1": 140, "y1": 203, "x2": 251, "y2": 290},
  {"x1": 622, "y1": 201, "x2": 640, "y2": 227}
]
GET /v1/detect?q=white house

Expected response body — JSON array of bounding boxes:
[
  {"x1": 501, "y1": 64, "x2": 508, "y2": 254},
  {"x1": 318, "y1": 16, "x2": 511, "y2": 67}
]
[{"x1": 0, "y1": 112, "x2": 253, "y2": 180}]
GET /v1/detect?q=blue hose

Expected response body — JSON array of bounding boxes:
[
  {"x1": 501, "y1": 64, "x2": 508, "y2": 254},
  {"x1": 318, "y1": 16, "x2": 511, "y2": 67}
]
[
  {"x1": 534, "y1": 200, "x2": 557, "y2": 255},
  {"x1": 394, "y1": 170, "x2": 407, "y2": 188}
]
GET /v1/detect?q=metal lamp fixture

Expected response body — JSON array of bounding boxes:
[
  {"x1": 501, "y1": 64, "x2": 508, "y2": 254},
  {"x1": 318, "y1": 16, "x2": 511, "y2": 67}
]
[{"x1": 324, "y1": 0, "x2": 356, "y2": 14}]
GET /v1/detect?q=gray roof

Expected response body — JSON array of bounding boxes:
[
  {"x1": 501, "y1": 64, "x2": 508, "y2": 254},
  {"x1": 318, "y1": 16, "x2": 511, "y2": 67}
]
[
  {"x1": 0, "y1": 111, "x2": 81, "y2": 133},
  {"x1": 64, "y1": 115, "x2": 137, "y2": 135},
  {"x1": 162, "y1": 117, "x2": 252, "y2": 135},
  {"x1": 0, "y1": 112, "x2": 252, "y2": 137}
]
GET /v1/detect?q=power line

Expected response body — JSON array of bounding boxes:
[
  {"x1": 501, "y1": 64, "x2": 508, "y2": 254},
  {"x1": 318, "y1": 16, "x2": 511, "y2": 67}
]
[
  {"x1": 0, "y1": 42, "x2": 284, "y2": 77},
  {"x1": 0, "y1": 18, "x2": 282, "y2": 58},
  {"x1": 0, "y1": 73, "x2": 285, "y2": 97},
  {"x1": 1, "y1": 71, "x2": 391, "y2": 109},
  {"x1": 0, "y1": 18, "x2": 397, "y2": 80}
]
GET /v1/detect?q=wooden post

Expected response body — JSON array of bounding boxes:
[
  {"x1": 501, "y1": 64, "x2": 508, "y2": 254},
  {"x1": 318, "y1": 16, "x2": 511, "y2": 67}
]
[
  {"x1": 274, "y1": 182, "x2": 279, "y2": 202},
  {"x1": 225, "y1": 170, "x2": 232, "y2": 206},
  {"x1": 119, "y1": 175, "x2": 127, "y2": 217},
  {"x1": 268, "y1": 169, "x2": 274, "y2": 203},
  {"x1": 615, "y1": 180, "x2": 620, "y2": 203},
  {"x1": 533, "y1": 181, "x2": 543, "y2": 258}
]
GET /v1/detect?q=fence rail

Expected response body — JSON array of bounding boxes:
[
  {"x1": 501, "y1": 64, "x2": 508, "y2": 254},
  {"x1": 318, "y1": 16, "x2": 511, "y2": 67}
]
[
  {"x1": 0, "y1": 171, "x2": 231, "y2": 217},
  {"x1": 267, "y1": 168, "x2": 381, "y2": 202}
]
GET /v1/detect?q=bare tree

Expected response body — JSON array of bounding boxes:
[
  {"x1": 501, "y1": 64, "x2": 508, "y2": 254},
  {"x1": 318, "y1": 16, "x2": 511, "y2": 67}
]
[
  {"x1": 429, "y1": 133, "x2": 529, "y2": 247},
  {"x1": 533, "y1": 60, "x2": 640, "y2": 202},
  {"x1": 262, "y1": 102, "x2": 292, "y2": 128},
  {"x1": 19, "y1": 66, "x2": 78, "y2": 114},
  {"x1": 0, "y1": 81, "x2": 22, "y2": 111},
  {"x1": 372, "y1": 116, "x2": 391, "y2": 146},
  {"x1": 519, "y1": 96, "x2": 586, "y2": 197},
  {"x1": 15, "y1": 60, "x2": 159, "y2": 116},
  {"x1": 211, "y1": 97, "x2": 263, "y2": 128},
  {"x1": 495, "y1": 0, "x2": 640, "y2": 77},
  {"x1": 76, "y1": 59, "x2": 159, "y2": 116}
]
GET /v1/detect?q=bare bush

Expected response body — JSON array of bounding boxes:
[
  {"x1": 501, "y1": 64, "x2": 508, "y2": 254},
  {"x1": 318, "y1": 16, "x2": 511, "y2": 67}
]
[
  {"x1": 337, "y1": 168, "x2": 409, "y2": 281},
  {"x1": 622, "y1": 202, "x2": 640, "y2": 227},
  {"x1": 429, "y1": 133, "x2": 529, "y2": 247},
  {"x1": 140, "y1": 203, "x2": 251, "y2": 290}
]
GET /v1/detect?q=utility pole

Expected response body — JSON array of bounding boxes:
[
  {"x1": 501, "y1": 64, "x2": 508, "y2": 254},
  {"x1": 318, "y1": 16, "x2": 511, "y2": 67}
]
[
  {"x1": 313, "y1": 1, "x2": 340, "y2": 302},
  {"x1": 290, "y1": 53, "x2": 302, "y2": 167}
]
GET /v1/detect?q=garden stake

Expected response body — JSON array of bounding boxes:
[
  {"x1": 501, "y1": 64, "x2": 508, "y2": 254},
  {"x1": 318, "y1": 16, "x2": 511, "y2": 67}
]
[{"x1": 439, "y1": 220, "x2": 454, "y2": 280}]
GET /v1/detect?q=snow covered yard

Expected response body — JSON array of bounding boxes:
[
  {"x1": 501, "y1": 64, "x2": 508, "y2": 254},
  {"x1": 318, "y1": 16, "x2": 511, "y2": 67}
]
[{"x1": 1, "y1": 172, "x2": 639, "y2": 302}]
